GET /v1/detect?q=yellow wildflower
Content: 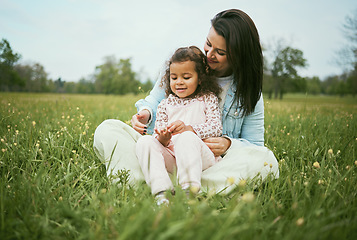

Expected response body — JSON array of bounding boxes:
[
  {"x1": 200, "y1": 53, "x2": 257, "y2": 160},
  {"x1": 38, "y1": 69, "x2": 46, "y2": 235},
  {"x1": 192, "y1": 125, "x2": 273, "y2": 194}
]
[
  {"x1": 296, "y1": 217, "x2": 304, "y2": 226},
  {"x1": 227, "y1": 177, "x2": 235, "y2": 185},
  {"x1": 313, "y1": 162, "x2": 320, "y2": 168},
  {"x1": 242, "y1": 192, "x2": 255, "y2": 202}
]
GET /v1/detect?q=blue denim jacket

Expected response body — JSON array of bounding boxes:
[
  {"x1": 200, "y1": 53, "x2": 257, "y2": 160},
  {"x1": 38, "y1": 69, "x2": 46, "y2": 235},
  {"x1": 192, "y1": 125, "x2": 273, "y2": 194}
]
[{"x1": 135, "y1": 79, "x2": 264, "y2": 146}]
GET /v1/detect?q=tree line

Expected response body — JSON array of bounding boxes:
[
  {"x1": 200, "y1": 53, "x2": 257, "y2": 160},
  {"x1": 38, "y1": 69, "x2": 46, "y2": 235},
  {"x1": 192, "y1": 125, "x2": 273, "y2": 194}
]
[
  {"x1": 1, "y1": 10, "x2": 356, "y2": 98},
  {"x1": 0, "y1": 39, "x2": 153, "y2": 94}
]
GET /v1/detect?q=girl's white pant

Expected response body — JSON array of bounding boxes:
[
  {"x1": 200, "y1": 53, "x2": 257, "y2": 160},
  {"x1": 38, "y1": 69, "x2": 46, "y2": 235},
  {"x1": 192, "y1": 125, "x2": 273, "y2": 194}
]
[
  {"x1": 136, "y1": 132, "x2": 218, "y2": 195},
  {"x1": 93, "y1": 119, "x2": 279, "y2": 194}
]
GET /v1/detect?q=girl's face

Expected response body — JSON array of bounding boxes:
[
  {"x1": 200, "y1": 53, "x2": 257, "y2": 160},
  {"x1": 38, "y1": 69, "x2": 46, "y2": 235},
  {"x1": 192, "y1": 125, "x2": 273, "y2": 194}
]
[
  {"x1": 204, "y1": 27, "x2": 232, "y2": 77},
  {"x1": 169, "y1": 60, "x2": 199, "y2": 98}
]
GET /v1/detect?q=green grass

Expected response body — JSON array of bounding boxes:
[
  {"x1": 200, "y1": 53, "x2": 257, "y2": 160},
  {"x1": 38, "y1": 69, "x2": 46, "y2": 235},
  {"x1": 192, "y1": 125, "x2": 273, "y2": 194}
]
[{"x1": 1, "y1": 92, "x2": 356, "y2": 240}]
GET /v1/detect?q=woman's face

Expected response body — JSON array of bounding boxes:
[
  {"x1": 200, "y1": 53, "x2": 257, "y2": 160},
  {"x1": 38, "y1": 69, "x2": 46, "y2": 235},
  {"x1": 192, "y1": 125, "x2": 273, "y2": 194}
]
[{"x1": 204, "y1": 27, "x2": 232, "y2": 77}]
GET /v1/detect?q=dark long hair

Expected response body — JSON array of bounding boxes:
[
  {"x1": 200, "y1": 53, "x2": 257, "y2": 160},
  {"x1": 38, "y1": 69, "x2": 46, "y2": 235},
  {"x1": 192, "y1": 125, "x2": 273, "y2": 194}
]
[
  {"x1": 211, "y1": 9, "x2": 263, "y2": 116},
  {"x1": 162, "y1": 46, "x2": 221, "y2": 98}
]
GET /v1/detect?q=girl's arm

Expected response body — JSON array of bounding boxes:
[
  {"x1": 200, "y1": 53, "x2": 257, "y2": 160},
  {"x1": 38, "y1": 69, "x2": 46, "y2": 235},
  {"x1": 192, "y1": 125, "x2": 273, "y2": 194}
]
[
  {"x1": 191, "y1": 94, "x2": 222, "y2": 139},
  {"x1": 154, "y1": 100, "x2": 171, "y2": 146}
]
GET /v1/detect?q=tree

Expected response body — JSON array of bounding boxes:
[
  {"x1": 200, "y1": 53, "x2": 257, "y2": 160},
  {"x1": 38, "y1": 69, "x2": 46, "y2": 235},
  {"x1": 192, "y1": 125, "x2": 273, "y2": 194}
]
[
  {"x1": 271, "y1": 46, "x2": 308, "y2": 99},
  {"x1": 306, "y1": 76, "x2": 322, "y2": 95},
  {"x1": 94, "y1": 56, "x2": 141, "y2": 94},
  {"x1": 334, "y1": 9, "x2": 357, "y2": 97},
  {"x1": 14, "y1": 62, "x2": 51, "y2": 92},
  {"x1": 341, "y1": 9, "x2": 357, "y2": 72},
  {"x1": 0, "y1": 38, "x2": 23, "y2": 91},
  {"x1": 76, "y1": 77, "x2": 95, "y2": 94}
]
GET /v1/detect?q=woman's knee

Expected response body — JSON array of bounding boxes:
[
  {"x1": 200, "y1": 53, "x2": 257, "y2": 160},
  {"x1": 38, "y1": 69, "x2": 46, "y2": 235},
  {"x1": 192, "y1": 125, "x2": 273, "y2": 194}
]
[{"x1": 136, "y1": 135, "x2": 155, "y2": 148}]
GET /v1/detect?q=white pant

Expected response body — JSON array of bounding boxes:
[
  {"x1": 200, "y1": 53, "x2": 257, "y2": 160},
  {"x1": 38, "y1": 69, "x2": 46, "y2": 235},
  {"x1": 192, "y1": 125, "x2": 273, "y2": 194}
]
[
  {"x1": 136, "y1": 132, "x2": 217, "y2": 194},
  {"x1": 93, "y1": 119, "x2": 279, "y2": 194}
]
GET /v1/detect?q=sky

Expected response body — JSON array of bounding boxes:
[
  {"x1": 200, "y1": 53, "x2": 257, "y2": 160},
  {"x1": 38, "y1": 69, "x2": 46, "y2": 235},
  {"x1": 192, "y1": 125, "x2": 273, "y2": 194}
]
[{"x1": 1, "y1": 0, "x2": 356, "y2": 83}]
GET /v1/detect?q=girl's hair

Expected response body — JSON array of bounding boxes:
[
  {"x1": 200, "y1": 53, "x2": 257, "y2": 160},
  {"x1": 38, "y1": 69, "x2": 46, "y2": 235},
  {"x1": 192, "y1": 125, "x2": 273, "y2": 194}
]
[
  {"x1": 162, "y1": 46, "x2": 221, "y2": 98},
  {"x1": 211, "y1": 9, "x2": 263, "y2": 116}
]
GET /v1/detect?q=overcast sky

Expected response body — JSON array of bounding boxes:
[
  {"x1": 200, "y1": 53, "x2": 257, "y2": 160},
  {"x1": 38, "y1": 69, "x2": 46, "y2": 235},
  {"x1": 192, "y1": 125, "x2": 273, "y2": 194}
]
[{"x1": 1, "y1": 0, "x2": 356, "y2": 82}]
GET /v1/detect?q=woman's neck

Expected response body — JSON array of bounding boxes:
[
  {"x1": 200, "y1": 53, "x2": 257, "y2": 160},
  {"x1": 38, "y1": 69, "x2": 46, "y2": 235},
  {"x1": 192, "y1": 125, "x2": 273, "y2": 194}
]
[{"x1": 214, "y1": 69, "x2": 233, "y2": 78}]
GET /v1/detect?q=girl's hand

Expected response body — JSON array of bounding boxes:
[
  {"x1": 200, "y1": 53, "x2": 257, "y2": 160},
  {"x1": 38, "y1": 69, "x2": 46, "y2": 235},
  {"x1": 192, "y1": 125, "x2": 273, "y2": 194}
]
[
  {"x1": 131, "y1": 109, "x2": 150, "y2": 135},
  {"x1": 203, "y1": 137, "x2": 231, "y2": 157},
  {"x1": 167, "y1": 120, "x2": 194, "y2": 135},
  {"x1": 155, "y1": 128, "x2": 172, "y2": 146}
]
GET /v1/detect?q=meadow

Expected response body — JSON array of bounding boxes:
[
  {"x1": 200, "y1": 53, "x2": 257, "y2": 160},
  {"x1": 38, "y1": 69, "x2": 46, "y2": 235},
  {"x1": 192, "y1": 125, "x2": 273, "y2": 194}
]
[{"x1": 0, "y1": 92, "x2": 356, "y2": 240}]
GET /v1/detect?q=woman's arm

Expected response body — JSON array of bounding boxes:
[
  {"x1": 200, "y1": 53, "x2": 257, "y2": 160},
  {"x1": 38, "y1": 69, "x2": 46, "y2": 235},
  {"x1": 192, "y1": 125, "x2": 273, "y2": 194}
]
[
  {"x1": 203, "y1": 94, "x2": 265, "y2": 156},
  {"x1": 239, "y1": 94, "x2": 264, "y2": 146},
  {"x1": 134, "y1": 79, "x2": 166, "y2": 134}
]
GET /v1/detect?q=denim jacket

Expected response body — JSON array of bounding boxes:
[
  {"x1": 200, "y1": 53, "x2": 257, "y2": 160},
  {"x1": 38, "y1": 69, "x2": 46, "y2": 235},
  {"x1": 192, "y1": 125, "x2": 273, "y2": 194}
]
[{"x1": 135, "y1": 78, "x2": 264, "y2": 146}]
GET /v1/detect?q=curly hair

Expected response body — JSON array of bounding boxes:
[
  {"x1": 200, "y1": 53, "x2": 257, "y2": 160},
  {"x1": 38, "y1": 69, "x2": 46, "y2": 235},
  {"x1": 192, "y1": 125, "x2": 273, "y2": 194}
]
[{"x1": 161, "y1": 46, "x2": 221, "y2": 98}]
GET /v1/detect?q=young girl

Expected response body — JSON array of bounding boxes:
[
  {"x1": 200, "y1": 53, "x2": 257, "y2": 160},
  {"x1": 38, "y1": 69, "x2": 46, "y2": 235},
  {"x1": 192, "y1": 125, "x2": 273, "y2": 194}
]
[{"x1": 135, "y1": 46, "x2": 222, "y2": 204}]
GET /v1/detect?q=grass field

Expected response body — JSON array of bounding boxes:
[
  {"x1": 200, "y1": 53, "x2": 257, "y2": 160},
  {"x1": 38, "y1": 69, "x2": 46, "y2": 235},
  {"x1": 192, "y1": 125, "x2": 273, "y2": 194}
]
[{"x1": 1, "y1": 92, "x2": 356, "y2": 240}]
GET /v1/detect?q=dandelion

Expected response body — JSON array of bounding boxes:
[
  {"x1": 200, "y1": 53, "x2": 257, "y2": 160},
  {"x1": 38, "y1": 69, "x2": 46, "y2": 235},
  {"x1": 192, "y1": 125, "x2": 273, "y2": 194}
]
[
  {"x1": 227, "y1": 177, "x2": 235, "y2": 185},
  {"x1": 296, "y1": 217, "x2": 304, "y2": 226},
  {"x1": 32, "y1": 121, "x2": 36, "y2": 127},
  {"x1": 238, "y1": 179, "x2": 247, "y2": 188},
  {"x1": 72, "y1": 150, "x2": 76, "y2": 154},
  {"x1": 242, "y1": 192, "x2": 255, "y2": 202},
  {"x1": 313, "y1": 161, "x2": 320, "y2": 168},
  {"x1": 190, "y1": 185, "x2": 200, "y2": 194},
  {"x1": 328, "y1": 149, "x2": 333, "y2": 155}
]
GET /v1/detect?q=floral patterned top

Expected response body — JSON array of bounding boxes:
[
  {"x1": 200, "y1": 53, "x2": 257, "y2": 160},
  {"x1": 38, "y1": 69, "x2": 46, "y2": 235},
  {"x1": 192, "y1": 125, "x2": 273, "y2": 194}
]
[{"x1": 155, "y1": 93, "x2": 222, "y2": 139}]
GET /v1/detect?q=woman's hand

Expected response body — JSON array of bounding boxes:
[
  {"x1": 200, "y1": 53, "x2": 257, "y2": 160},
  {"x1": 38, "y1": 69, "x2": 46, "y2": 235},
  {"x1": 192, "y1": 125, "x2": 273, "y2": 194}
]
[
  {"x1": 131, "y1": 109, "x2": 150, "y2": 134},
  {"x1": 203, "y1": 137, "x2": 231, "y2": 157}
]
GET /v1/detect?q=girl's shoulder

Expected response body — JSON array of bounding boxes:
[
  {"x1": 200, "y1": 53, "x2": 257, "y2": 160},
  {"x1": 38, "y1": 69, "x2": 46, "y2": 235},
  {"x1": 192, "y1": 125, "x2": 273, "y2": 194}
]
[{"x1": 200, "y1": 92, "x2": 219, "y2": 103}]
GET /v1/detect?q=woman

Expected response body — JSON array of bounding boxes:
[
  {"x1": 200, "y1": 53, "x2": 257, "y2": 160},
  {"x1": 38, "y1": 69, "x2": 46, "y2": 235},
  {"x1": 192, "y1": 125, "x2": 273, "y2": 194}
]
[{"x1": 93, "y1": 9, "x2": 279, "y2": 193}]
